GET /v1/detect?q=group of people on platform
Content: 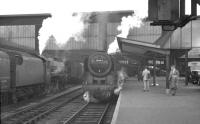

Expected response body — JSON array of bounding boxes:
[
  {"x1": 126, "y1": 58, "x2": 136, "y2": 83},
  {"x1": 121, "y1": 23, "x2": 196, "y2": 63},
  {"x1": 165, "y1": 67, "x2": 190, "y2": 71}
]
[
  {"x1": 138, "y1": 65, "x2": 179, "y2": 96},
  {"x1": 121, "y1": 65, "x2": 180, "y2": 96}
]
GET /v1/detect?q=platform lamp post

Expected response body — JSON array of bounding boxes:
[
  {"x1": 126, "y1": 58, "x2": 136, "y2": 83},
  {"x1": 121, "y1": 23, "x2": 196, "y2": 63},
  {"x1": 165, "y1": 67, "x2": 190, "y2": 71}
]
[
  {"x1": 152, "y1": 57, "x2": 157, "y2": 86},
  {"x1": 152, "y1": 56, "x2": 160, "y2": 86},
  {"x1": 185, "y1": 50, "x2": 189, "y2": 86}
]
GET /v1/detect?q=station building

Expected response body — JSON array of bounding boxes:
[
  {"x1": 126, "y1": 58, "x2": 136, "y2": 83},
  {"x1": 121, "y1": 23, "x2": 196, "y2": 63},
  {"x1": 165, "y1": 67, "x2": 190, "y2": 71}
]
[
  {"x1": 0, "y1": 7, "x2": 200, "y2": 124},
  {"x1": 0, "y1": 11, "x2": 199, "y2": 88}
]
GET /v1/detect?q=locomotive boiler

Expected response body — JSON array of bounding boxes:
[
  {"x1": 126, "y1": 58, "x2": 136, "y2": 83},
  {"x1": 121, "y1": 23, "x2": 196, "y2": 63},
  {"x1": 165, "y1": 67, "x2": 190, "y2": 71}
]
[
  {"x1": 0, "y1": 48, "x2": 69, "y2": 105},
  {"x1": 0, "y1": 48, "x2": 50, "y2": 105},
  {"x1": 83, "y1": 51, "x2": 119, "y2": 102}
]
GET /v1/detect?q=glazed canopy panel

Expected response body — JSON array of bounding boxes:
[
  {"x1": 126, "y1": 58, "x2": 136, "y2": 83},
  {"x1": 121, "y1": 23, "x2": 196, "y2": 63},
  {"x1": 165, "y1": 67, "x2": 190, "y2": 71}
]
[
  {"x1": 0, "y1": 25, "x2": 35, "y2": 50},
  {"x1": 163, "y1": 19, "x2": 200, "y2": 49}
]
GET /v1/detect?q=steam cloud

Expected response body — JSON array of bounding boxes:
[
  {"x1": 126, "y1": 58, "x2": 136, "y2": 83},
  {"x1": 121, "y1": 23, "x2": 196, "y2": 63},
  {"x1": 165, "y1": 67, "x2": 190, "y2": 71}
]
[
  {"x1": 107, "y1": 12, "x2": 146, "y2": 54},
  {"x1": 39, "y1": 11, "x2": 146, "y2": 54},
  {"x1": 35, "y1": 0, "x2": 148, "y2": 54},
  {"x1": 39, "y1": 12, "x2": 85, "y2": 54}
]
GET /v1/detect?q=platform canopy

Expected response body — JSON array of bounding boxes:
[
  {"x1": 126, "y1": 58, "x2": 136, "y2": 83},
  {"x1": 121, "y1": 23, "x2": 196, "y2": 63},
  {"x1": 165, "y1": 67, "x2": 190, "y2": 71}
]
[
  {"x1": 0, "y1": 13, "x2": 51, "y2": 55},
  {"x1": 117, "y1": 37, "x2": 170, "y2": 60},
  {"x1": 0, "y1": 13, "x2": 51, "y2": 25}
]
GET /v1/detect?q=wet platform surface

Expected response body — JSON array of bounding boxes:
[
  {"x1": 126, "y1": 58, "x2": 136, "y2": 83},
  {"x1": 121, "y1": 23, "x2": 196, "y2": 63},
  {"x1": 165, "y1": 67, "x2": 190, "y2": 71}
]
[{"x1": 112, "y1": 77, "x2": 200, "y2": 124}]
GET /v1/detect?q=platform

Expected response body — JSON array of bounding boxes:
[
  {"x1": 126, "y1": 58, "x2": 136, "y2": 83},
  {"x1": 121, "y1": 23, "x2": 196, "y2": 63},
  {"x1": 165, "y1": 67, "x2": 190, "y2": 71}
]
[{"x1": 112, "y1": 77, "x2": 200, "y2": 124}]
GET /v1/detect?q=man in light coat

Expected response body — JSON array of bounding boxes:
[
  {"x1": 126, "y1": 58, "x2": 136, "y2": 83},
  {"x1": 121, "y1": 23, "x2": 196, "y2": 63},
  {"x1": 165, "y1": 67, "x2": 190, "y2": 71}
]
[{"x1": 142, "y1": 66, "x2": 151, "y2": 92}]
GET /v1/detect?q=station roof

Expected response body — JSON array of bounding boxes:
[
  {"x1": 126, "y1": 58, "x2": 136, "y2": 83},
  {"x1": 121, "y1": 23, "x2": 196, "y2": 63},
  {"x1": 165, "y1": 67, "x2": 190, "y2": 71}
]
[
  {"x1": 0, "y1": 13, "x2": 51, "y2": 25},
  {"x1": 117, "y1": 37, "x2": 170, "y2": 60}
]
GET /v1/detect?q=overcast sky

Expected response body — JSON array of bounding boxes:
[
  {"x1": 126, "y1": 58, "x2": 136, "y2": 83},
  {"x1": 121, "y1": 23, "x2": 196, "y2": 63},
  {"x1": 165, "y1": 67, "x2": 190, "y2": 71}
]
[
  {"x1": 0, "y1": 0, "x2": 199, "y2": 15},
  {"x1": 0, "y1": 0, "x2": 148, "y2": 14}
]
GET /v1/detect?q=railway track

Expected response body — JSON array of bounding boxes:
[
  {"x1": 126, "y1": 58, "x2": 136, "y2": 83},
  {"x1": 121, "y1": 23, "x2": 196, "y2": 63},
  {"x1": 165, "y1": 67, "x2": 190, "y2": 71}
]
[
  {"x1": 60, "y1": 103, "x2": 110, "y2": 124},
  {"x1": 37, "y1": 96, "x2": 86, "y2": 124},
  {"x1": 101, "y1": 102, "x2": 117, "y2": 124},
  {"x1": 1, "y1": 88, "x2": 83, "y2": 124}
]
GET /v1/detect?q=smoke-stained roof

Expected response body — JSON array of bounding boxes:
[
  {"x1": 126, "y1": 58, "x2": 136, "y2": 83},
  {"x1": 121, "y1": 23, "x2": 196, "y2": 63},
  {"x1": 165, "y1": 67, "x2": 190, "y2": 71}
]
[{"x1": 0, "y1": 13, "x2": 51, "y2": 25}]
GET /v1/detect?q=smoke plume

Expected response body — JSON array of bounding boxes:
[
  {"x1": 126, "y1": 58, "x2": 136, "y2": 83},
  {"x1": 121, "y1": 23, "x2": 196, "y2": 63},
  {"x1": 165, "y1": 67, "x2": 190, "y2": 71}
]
[
  {"x1": 39, "y1": 12, "x2": 85, "y2": 54},
  {"x1": 107, "y1": 11, "x2": 146, "y2": 54},
  {"x1": 33, "y1": 0, "x2": 148, "y2": 54}
]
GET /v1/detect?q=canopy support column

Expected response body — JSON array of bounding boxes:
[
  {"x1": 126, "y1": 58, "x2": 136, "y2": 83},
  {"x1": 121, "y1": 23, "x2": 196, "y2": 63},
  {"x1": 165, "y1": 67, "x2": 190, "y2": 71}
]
[
  {"x1": 153, "y1": 57, "x2": 156, "y2": 86},
  {"x1": 166, "y1": 54, "x2": 170, "y2": 94},
  {"x1": 185, "y1": 50, "x2": 188, "y2": 86}
]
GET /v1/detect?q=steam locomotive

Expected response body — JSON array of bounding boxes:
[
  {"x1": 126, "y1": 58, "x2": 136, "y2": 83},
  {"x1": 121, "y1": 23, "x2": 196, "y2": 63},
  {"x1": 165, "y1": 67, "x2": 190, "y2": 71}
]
[
  {"x1": 83, "y1": 51, "x2": 119, "y2": 102},
  {"x1": 0, "y1": 48, "x2": 69, "y2": 105}
]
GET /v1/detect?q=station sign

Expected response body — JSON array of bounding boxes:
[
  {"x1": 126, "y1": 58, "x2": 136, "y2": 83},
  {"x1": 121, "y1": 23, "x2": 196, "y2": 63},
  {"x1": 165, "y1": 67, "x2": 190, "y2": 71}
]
[
  {"x1": 188, "y1": 61, "x2": 200, "y2": 66},
  {"x1": 118, "y1": 60, "x2": 129, "y2": 64}
]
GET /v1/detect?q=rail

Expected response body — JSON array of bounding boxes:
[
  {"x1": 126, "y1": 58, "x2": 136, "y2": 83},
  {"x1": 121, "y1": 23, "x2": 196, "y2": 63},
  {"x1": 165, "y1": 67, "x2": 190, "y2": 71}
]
[
  {"x1": 1, "y1": 89, "x2": 83, "y2": 124},
  {"x1": 62, "y1": 103, "x2": 110, "y2": 124}
]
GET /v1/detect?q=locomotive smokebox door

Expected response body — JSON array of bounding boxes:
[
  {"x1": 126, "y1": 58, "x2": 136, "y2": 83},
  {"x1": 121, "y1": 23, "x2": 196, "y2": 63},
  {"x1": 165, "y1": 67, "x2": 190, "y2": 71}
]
[{"x1": 87, "y1": 52, "x2": 112, "y2": 77}]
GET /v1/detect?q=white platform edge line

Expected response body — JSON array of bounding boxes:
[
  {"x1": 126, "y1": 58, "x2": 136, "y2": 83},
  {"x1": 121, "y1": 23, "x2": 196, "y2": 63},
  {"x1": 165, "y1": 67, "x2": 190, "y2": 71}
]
[{"x1": 111, "y1": 93, "x2": 122, "y2": 124}]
